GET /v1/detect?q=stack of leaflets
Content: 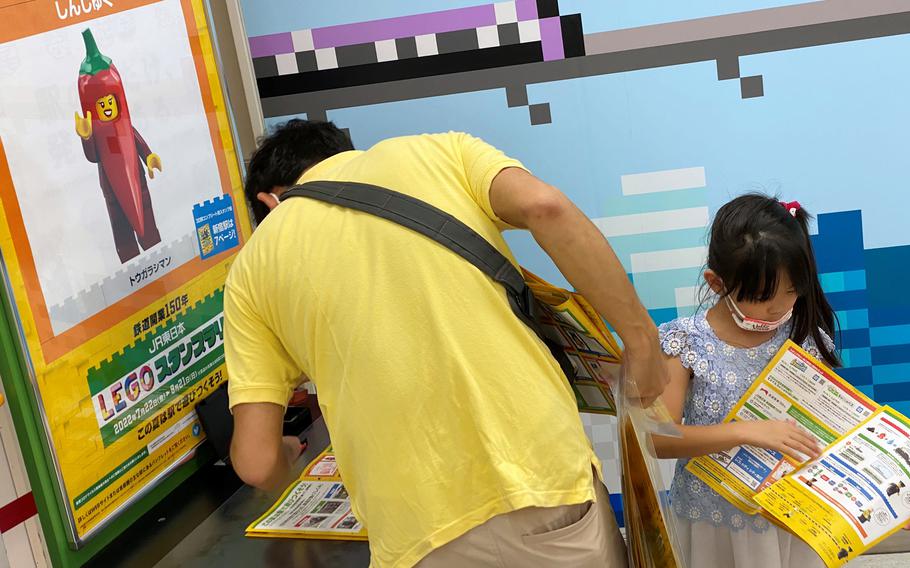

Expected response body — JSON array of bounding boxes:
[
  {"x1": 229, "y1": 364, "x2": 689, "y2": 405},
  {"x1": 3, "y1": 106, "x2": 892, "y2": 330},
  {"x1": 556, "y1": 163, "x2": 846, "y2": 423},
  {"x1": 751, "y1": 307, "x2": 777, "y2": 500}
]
[
  {"x1": 523, "y1": 269, "x2": 622, "y2": 415},
  {"x1": 246, "y1": 447, "x2": 367, "y2": 541},
  {"x1": 618, "y1": 382, "x2": 684, "y2": 567}
]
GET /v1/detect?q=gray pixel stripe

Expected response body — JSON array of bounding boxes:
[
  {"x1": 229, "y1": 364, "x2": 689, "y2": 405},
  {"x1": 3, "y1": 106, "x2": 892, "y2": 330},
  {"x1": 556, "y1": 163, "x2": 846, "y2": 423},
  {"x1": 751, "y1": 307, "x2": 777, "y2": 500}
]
[
  {"x1": 584, "y1": 0, "x2": 910, "y2": 55},
  {"x1": 261, "y1": 0, "x2": 910, "y2": 118},
  {"x1": 335, "y1": 42, "x2": 379, "y2": 67}
]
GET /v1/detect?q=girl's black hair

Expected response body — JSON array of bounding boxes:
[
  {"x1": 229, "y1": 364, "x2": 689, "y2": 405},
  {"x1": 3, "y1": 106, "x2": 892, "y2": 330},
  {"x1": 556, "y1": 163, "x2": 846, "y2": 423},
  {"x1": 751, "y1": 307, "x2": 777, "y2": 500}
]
[{"x1": 707, "y1": 193, "x2": 840, "y2": 367}]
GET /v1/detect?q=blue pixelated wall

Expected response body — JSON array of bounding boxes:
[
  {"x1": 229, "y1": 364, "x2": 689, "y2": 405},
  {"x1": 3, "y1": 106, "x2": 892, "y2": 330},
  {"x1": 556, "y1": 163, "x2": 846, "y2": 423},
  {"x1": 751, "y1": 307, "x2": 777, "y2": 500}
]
[{"x1": 812, "y1": 210, "x2": 910, "y2": 416}]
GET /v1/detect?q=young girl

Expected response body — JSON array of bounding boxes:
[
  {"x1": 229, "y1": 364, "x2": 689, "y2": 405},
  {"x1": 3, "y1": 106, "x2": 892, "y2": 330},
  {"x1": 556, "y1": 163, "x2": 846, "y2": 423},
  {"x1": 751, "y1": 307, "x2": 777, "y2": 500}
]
[{"x1": 653, "y1": 194, "x2": 839, "y2": 568}]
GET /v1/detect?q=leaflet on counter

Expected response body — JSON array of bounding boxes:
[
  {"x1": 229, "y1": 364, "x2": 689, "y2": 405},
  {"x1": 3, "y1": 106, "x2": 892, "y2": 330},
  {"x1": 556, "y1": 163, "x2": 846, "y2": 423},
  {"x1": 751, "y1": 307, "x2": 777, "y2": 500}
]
[
  {"x1": 687, "y1": 340, "x2": 877, "y2": 514},
  {"x1": 755, "y1": 406, "x2": 910, "y2": 567},
  {"x1": 246, "y1": 447, "x2": 367, "y2": 541}
]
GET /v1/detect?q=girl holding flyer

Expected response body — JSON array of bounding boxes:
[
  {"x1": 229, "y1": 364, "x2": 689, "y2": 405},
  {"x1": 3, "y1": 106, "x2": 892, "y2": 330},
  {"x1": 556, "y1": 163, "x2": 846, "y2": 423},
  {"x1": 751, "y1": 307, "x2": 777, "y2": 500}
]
[{"x1": 653, "y1": 194, "x2": 838, "y2": 568}]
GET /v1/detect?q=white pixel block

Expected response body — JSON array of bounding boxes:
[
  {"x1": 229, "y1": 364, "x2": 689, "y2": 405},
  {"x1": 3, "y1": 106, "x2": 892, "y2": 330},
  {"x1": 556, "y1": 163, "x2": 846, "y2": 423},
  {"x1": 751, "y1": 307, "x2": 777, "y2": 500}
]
[
  {"x1": 477, "y1": 25, "x2": 500, "y2": 49},
  {"x1": 675, "y1": 286, "x2": 700, "y2": 308},
  {"x1": 593, "y1": 206, "x2": 709, "y2": 237},
  {"x1": 375, "y1": 38, "x2": 398, "y2": 62},
  {"x1": 415, "y1": 34, "x2": 438, "y2": 57},
  {"x1": 315, "y1": 47, "x2": 338, "y2": 70},
  {"x1": 291, "y1": 29, "x2": 314, "y2": 52},
  {"x1": 631, "y1": 246, "x2": 708, "y2": 274},
  {"x1": 494, "y1": 1, "x2": 518, "y2": 24},
  {"x1": 621, "y1": 167, "x2": 706, "y2": 195},
  {"x1": 518, "y1": 19, "x2": 541, "y2": 42},
  {"x1": 275, "y1": 52, "x2": 299, "y2": 75}
]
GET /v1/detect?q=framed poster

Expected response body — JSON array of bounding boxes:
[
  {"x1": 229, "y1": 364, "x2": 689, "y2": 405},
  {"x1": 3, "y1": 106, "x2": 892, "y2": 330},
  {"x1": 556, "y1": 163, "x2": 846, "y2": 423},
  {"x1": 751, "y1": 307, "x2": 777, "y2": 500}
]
[{"x1": 0, "y1": 0, "x2": 252, "y2": 543}]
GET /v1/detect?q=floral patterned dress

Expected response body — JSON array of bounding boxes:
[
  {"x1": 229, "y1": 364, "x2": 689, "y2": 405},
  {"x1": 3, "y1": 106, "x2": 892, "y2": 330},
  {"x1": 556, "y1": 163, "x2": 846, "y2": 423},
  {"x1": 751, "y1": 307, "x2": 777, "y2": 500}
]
[{"x1": 659, "y1": 312, "x2": 831, "y2": 568}]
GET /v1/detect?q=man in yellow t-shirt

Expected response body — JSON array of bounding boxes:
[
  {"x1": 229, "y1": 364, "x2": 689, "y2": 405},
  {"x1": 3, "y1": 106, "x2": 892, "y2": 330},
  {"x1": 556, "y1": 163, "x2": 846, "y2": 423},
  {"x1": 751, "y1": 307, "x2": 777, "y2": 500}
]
[{"x1": 226, "y1": 120, "x2": 667, "y2": 567}]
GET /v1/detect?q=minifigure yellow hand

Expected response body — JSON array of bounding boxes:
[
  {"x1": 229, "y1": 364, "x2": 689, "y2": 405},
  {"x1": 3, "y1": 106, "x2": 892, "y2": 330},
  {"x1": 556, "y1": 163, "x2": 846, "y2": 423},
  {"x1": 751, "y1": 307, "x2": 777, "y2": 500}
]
[
  {"x1": 146, "y1": 153, "x2": 163, "y2": 179},
  {"x1": 75, "y1": 111, "x2": 92, "y2": 140}
]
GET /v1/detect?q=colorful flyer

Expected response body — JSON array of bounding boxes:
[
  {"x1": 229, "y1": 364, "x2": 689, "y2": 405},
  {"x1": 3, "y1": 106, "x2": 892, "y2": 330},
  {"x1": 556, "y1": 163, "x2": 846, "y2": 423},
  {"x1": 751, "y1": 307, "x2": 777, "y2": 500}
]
[
  {"x1": 621, "y1": 417, "x2": 680, "y2": 567},
  {"x1": 522, "y1": 268, "x2": 621, "y2": 415},
  {"x1": 247, "y1": 448, "x2": 368, "y2": 541},
  {"x1": 0, "y1": 0, "x2": 252, "y2": 542},
  {"x1": 687, "y1": 341, "x2": 877, "y2": 514},
  {"x1": 303, "y1": 446, "x2": 340, "y2": 479},
  {"x1": 617, "y1": 378, "x2": 683, "y2": 568},
  {"x1": 756, "y1": 407, "x2": 910, "y2": 567}
]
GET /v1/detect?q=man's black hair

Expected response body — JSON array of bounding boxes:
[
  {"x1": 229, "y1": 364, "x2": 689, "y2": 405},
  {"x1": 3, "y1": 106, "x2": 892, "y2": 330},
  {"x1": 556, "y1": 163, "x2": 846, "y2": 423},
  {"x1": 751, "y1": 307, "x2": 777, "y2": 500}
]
[{"x1": 244, "y1": 119, "x2": 354, "y2": 223}]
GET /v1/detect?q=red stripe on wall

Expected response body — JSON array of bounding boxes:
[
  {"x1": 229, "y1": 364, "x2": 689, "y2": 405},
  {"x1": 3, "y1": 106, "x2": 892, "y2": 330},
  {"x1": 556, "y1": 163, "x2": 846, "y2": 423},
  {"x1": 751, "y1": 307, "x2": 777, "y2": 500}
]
[{"x1": 0, "y1": 492, "x2": 37, "y2": 533}]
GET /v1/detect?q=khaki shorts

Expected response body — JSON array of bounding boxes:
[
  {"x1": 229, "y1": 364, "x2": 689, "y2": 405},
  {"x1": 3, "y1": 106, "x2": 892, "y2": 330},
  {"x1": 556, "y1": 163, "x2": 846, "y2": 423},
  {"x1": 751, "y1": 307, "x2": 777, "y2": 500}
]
[{"x1": 416, "y1": 474, "x2": 628, "y2": 568}]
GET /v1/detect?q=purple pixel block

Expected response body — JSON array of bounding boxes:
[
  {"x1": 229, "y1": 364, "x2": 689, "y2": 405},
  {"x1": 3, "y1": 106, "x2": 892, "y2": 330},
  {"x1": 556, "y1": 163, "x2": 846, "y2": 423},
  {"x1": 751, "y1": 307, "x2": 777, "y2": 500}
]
[
  {"x1": 311, "y1": 5, "x2": 497, "y2": 49},
  {"x1": 515, "y1": 0, "x2": 538, "y2": 21},
  {"x1": 539, "y1": 17, "x2": 564, "y2": 61},
  {"x1": 249, "y1": 33, "x2": 294, "y2": 58}
]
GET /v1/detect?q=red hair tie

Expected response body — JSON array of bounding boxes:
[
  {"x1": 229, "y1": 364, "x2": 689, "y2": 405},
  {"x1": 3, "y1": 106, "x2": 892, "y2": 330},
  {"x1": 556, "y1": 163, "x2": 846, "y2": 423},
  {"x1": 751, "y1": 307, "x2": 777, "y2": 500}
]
[{"x1": 780, "y1": 200, "x2": 801, "y2": 217}]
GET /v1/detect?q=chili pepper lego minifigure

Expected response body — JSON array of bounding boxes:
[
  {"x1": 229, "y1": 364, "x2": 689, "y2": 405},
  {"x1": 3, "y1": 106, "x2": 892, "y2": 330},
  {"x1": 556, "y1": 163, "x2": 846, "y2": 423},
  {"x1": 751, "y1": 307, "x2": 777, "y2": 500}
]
[{"x1": 75, "y1": 28, "x2": 162, "y2": 264}]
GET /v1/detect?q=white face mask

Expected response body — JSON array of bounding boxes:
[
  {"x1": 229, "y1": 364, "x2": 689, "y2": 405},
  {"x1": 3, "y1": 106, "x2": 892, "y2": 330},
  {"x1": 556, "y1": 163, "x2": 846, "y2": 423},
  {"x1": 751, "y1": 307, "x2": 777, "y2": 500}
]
[{"x1": 724, "y1": 295, "x2": 793, "y2": 333}]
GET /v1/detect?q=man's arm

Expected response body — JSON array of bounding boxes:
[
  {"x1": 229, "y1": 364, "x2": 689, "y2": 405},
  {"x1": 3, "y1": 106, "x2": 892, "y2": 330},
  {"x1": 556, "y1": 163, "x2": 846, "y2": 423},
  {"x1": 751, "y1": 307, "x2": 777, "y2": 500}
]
[
  {"x1": 489, "y1": 167, "x2": 669, "y2": 399},
  {"x1": 231, "y1": 402, "x2": 303, "y2": 490},
  {"x1": 223, "y1": 275, "x2": 305, "y2": 490}
]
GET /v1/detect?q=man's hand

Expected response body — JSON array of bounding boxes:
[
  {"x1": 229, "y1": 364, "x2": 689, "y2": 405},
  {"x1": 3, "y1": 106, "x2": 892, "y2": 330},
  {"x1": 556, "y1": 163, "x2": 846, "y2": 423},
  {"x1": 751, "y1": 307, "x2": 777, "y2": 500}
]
[
  {"x1": 282, "y1": 435, "x2": 306, "y2": 464},
  {"x1": 622, "y1": 333, "x2": 671, "y2": 406}
]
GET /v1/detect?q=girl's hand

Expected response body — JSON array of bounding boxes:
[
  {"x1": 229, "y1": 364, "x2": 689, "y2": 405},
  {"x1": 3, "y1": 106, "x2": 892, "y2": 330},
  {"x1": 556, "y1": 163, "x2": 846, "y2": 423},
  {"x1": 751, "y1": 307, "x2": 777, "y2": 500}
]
[{"x1": 734, "y1": 419, "x2": 821, "y2": 461}]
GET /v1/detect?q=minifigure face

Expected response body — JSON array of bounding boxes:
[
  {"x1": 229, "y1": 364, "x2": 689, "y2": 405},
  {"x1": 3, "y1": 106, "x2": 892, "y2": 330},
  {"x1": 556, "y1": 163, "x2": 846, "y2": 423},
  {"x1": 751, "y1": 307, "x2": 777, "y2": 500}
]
[{"x1": 94, "y1": 94, "x2": 119, "y2": 122}]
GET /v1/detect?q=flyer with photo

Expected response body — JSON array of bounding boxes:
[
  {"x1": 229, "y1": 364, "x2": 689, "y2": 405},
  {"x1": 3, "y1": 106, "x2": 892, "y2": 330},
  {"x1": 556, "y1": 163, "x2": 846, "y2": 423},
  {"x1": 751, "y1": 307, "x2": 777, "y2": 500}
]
[
  {"x1": 247, "y1": 448, "x2": 367, "y2": 541},
  {"x1": 687, "y1": 341, "x2": 877, "y2": 514},
  {"x1": 247, "y1": 480, "x2": 366, "y2": 541},
  {"x1": 303, "y1": 447, "x2": 340, "y2": 479},
  {"x1": 756, "y1": 406, "x2": 910, "y2": 567}
]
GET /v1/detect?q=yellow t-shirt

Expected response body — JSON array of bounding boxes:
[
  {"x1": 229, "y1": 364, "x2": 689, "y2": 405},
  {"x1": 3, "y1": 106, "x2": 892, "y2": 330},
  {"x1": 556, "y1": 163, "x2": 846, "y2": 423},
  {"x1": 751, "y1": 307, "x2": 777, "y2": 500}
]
[{"x1": 225, "y1": 132, "x2": 599, "y2": 568}]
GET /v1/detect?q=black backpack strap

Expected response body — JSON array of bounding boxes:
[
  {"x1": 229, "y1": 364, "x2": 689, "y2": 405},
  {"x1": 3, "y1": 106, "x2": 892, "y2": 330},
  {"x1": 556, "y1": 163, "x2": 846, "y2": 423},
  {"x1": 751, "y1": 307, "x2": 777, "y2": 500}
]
[
  {"x1": 280, "y1": 180, "x2": 575, "y2": 379},
  {"x1": 281, "y1": 181, "x2": 540, "y2": 330}
]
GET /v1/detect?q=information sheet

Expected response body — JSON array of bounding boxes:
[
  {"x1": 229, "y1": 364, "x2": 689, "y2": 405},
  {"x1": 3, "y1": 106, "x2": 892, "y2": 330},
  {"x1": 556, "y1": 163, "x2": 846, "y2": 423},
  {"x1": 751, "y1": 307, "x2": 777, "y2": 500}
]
[
  {"x1": 247, "y1": 447, "x2": 367, "y2": 541},
  {"x1": 756, "y1": 407, "x2": 910, "y2": 567},
  {"x1": 687, "y1": 341, "x2": 877, "y2": 514}
]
